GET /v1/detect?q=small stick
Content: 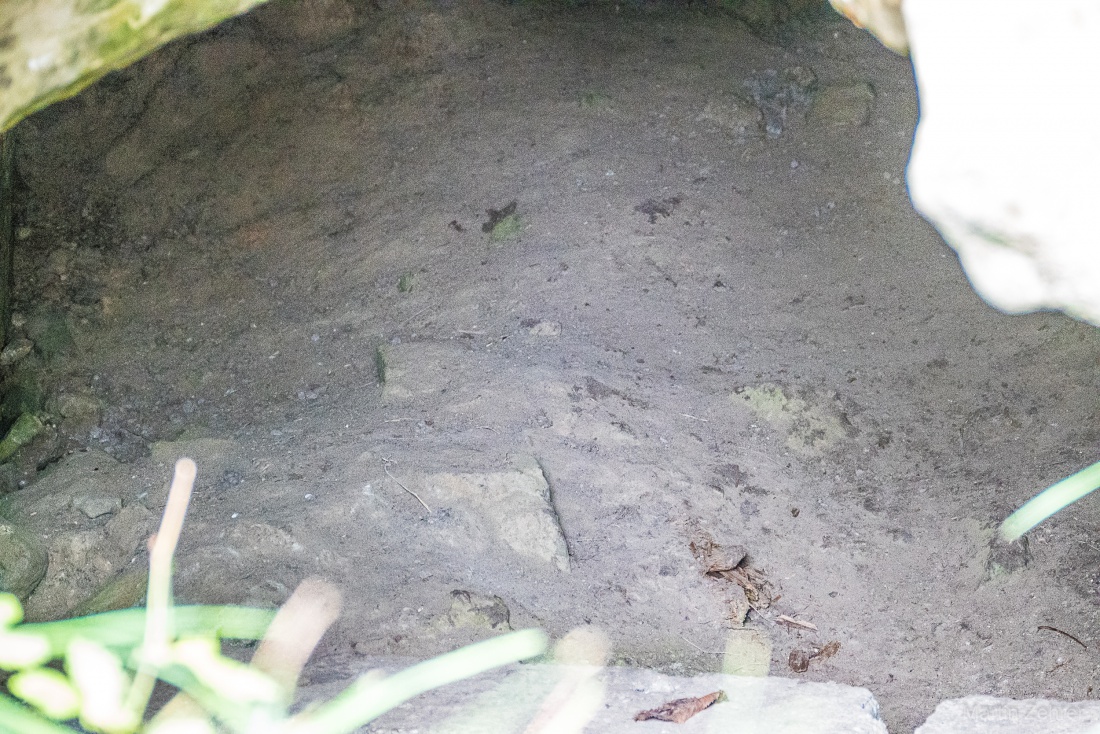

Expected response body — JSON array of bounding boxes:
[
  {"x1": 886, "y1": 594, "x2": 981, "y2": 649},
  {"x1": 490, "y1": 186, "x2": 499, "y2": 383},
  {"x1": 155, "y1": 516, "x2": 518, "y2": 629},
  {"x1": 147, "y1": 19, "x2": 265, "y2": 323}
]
[
  {"x1": 1038, "y1": 625, "x2": 1088, "y2": 650},
  {"x1": 385, "y1": 467, "x2": 431, "y2": 512},
  {"x1": 776, "y1": 615, "x2": 818, "y2": 631},
  {"x1": 678, "y1": 634, "x2": 724, "y2": 655}
]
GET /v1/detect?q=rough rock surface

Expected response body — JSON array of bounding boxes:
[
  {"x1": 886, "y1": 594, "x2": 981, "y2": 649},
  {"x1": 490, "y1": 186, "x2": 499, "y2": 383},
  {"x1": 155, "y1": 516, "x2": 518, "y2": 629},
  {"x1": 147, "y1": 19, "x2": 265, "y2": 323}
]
[{"x1": 296, "y1": 660, "x2": 888, "y2": 734}]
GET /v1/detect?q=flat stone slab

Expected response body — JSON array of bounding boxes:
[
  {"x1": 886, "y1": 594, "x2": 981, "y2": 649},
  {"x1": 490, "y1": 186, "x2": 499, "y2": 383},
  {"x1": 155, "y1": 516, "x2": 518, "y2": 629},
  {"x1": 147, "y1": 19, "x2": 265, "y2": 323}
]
[
  {"x1": 916, "y1": 696, "x2": 1100, "y2": 734},
  {"x1": 298, "y1": 660, "x2": 887, "y2": 733},
  {"x1": 423, "y1": 456, "x2": 570, "y2": 573}
]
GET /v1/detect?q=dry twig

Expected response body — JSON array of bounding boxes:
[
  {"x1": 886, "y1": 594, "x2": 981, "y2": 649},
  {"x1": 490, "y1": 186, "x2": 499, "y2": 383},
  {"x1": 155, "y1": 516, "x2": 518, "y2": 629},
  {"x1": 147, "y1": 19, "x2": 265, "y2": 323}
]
[{"x1": 384, "y1": 467, "x2": 431, "y2": 512}]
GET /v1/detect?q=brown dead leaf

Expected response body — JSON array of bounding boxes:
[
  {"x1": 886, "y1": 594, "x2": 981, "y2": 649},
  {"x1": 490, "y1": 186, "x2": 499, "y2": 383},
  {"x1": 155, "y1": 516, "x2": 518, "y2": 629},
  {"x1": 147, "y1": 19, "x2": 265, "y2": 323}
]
[
  {"x1": 790, "y1": 640, "x2": 842, "y2": 674},
  {"x1": 634, "y1": 690, "x2": 728, "y2": 723},
  {"x1": 788, "y1": 649, "x2": 810, "y2": 673},
  {"x1": 814, "y1": 640, "x2": 841, "y2": 661},
  {"x1": 689, "y1": 531, "x2": 747, "y2": 573},
  {"x1": 688, "y1": 530, "x2": 775, "y2": 609}
]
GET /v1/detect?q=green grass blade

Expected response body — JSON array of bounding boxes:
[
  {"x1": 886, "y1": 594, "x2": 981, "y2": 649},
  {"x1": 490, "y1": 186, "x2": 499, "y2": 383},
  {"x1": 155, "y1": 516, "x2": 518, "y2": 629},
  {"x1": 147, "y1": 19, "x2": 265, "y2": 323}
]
[
  {"x1": 0, "y1": 693, "x2": 76, "y2": 734},
  {"x1": 293, "y1": 628, "x2": 548, "y2": 734},
  {"x1": 16, "y1": 606, "x2": 275, "y2": 658},
  {"x1": 1001, "y1": 459, "x2": 1100, "y2": 541}
]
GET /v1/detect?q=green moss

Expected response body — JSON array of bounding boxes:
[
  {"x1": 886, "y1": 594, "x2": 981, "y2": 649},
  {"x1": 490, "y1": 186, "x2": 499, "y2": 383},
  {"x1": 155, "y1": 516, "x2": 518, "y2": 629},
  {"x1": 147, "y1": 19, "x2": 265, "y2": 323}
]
[
  {"x1": 489, "y1": 214, "x2": 523, "y2": 242},
  {"x1": 0, "y1": 413, "x2": 45, "y2": 463},
  {"x1": 374, "y1": 346, "x2": 387, "y2": 385}
]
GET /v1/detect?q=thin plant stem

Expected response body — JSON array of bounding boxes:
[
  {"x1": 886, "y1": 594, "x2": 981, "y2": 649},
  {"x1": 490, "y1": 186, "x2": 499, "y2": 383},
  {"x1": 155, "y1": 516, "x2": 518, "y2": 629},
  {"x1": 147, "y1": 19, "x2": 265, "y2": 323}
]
[
  {"x1": 1001, "y1": 459, "x2": 1100, "y2": 541},
  {"x1": 288, "y1": 628, "x2": 547, "y2": 734},
  {"x1": 124, "y1": 458, "x2": 197, "y2": 718}
]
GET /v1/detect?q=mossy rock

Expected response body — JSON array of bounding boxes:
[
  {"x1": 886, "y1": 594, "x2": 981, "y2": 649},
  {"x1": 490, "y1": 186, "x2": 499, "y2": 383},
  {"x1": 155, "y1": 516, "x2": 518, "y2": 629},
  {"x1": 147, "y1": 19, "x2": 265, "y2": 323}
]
[
  {"x1": 0, "y1": 412, "x2": 45, "y2": 463},
  {"x1": 0, "y1": 521, "x2": 48, "y2": 601}
]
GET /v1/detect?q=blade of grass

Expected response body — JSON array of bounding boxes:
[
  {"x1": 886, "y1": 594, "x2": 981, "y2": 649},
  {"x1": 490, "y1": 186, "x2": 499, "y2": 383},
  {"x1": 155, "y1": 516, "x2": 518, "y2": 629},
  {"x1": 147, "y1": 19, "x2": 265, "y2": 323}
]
[
  {"x1": 0, "y1": 693, "x2": 77, "y2": 734},
  {"x1": 289, "y1": 628, "x2": 548, "y2": 734},
  {"x1": 1001, "y1": 459, "x2": 1100, "y2": 541},
  {"x1": 154, "y1": 659, "x2": 279, "y2": 731},
  {"x1": 16, "y1": 605, "x2": 275, "y2": 658}
]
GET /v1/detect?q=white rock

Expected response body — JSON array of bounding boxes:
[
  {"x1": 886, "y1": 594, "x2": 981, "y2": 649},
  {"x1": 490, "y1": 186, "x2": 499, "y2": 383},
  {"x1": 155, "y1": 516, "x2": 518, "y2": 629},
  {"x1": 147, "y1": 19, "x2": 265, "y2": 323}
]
[
  {"x1": 915, "y1": 695, "x2": 1100, "y2": 734},
  {"x1": 905, "y1": 0, "x2": 1100, "y2": 325}
]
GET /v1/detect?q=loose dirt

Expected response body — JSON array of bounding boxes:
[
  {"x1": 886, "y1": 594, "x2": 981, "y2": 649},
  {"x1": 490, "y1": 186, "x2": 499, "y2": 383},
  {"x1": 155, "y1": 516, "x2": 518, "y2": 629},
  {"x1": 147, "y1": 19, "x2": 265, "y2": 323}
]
[{"x1": 5, "y1": 2, "x2": 1100, "y2": 731}]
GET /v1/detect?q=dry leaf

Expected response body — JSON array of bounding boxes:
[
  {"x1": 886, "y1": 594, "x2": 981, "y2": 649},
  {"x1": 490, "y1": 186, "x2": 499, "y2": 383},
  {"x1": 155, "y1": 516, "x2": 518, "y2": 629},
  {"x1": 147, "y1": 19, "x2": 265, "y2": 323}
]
[
  {"x1": 814, "y1": 640, "x2": 841, "y2": 661},
  {"x1": 688, "y1": 531, "x2": 774, "y2": 609},
  {"x1": 689, "y1": 532, "x2": 747, "y2": 573},
  {"x1": 720, "y1": 566, "x2": 774, "y2": 607},
  {"x1": 790, "y1": 641, "x2": 841, "y2": 673},
  {"x1": 634, "y1": 690, "x2": 728, "y2": 723},
  {"x1": 788, "y1": 649, "x2": 810, "y2": 673}
]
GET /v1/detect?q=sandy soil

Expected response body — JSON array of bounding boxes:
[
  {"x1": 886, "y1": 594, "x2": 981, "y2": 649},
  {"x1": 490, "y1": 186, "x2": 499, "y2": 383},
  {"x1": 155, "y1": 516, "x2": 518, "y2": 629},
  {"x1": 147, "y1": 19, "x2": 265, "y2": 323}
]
[{"x1": 5, "y1": 2, "x2": 1100, "y2": 731}]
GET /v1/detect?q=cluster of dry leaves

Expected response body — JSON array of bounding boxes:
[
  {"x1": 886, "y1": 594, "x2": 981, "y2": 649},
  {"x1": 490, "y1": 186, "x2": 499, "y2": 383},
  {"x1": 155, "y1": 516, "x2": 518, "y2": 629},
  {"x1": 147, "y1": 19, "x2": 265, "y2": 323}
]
[
  {"x1": 689, "y1": 531, "x2": 777, "y2": 612},
  {"x1": 689, "y1": 530, "x2": 842, "y2": 674}
]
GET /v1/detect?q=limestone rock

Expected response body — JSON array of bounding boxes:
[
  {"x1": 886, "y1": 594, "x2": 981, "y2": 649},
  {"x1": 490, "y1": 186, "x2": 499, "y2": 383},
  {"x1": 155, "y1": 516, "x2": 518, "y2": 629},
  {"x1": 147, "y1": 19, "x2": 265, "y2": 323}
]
[
  {"x1": 71, "y1": 491, "x2": 121, "y2": 519},
  {"x1": 298, "y1": 661, "x2": 886, "y2": 734},
  {"x1": 426, "y1": 456, "x2": 570, "y2": 572},
  {"x1": 915, "y1": 695, "x2": 1100, "y2": 733}
]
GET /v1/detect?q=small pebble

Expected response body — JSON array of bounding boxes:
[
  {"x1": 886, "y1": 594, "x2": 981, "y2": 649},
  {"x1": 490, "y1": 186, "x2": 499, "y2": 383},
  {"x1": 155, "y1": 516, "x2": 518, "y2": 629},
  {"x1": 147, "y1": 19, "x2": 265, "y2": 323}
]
[{"x1": 0, "y1": 339, "x2": 33, "y2": 367}]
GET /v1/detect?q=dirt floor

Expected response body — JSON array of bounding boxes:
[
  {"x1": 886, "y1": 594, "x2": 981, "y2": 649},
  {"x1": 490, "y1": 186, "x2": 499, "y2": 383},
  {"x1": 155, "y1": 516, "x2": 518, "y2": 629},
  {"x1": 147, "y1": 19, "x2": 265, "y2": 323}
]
[{"x1": 4, "y1": 1, "x2": 1100, "y2": 731}]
